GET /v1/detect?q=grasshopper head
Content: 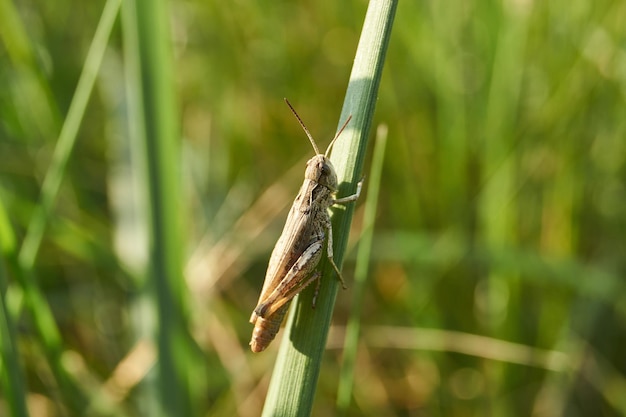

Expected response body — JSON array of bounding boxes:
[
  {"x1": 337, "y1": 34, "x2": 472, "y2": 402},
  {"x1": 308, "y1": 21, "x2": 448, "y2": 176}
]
[
  {"x1": 283, "y1": 98, "x2": 350, "y2": 193},
  {"x1": 305, "y1": 154, "x2": 337, "y2": 191}
]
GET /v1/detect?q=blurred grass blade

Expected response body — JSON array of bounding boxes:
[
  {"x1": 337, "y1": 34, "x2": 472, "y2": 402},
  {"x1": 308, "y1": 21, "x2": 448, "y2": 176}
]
[
  {"x1": 18, "y1": 0, "x2": 122, "y2": 268},
  {"x1": 0, "y1": 293, "x2": 28, "y2": 417},
  {"x1": 337, "y1": 124, "x2": 388, "y2": 413},
  {"x1": 0, "y1": 0, "x2": 61, "y2": 137},
  {"x1": 0, "y1": 198, "x2": 28, "y2": 417},
  {"x1": 3, "y1": 0, "x2": 122, "y2": 414},
  {"x1": 122, "y1": 0, "x2": 194, "y2": 415},
  {"x1": 261, "y1": 1, "x2": 397, "y2": 416}
]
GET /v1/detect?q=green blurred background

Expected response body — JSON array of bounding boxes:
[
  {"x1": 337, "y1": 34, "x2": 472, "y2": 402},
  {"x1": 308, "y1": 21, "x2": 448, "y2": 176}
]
[{"x1": 1, "y1": 0, "x2": 626, "y2": 416}]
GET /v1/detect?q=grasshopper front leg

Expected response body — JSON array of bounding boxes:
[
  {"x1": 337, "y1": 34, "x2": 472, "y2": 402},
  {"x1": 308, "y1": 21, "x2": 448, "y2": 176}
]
[
  {"x1": 324, "y1": 179, "x2": 364, "y2": 288},
  {"x1": 333, "y1": 179, "x2": 363, "y2": 205}
]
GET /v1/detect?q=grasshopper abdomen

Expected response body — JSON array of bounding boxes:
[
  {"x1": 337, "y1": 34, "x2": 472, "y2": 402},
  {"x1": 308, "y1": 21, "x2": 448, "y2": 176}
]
[{"x1": 250, "y1": 303, "x2": 290, "y2": 353}]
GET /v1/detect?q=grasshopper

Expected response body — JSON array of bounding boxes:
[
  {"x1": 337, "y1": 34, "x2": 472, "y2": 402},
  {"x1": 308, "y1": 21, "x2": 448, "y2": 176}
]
[{"x1": 249, "y1": 99, "x2": 362, "y2": 352}]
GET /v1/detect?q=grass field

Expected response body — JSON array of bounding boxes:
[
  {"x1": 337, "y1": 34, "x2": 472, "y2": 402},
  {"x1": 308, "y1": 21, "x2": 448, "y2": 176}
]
[{"x1": 1, "y1": 0, "x2": 625, "y2": 416}]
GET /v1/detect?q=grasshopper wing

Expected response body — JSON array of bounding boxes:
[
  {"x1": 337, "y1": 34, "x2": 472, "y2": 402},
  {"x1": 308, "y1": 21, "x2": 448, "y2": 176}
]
[{"x1": 250, "y1": 178, "x2": 324, "y2": 323}]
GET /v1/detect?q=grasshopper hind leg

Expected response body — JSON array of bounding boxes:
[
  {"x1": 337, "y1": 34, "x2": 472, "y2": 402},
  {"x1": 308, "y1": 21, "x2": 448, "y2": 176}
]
[{"x1": 252, "y1": 240, "x2": 324, "y2": 319}]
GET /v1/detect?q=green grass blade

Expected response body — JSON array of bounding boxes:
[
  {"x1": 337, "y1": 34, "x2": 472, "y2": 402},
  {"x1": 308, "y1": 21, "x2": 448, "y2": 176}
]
[
  {"x1": 18, "y1": 0, "x2": 122, "y2": 268},
  {"x1": 0, "y1": 198, "x2": 29, "y2": 417},
  {"x1": 337, "y1": 124, "x2": 388, "y2": 412},
  {"x1": 122, "y1": 0, "x2": 193, "y2": 415},
  {"x1": 2, "y1": 1, "x2": 122, "y2": 413},
  {"x1": 261, "y1": 1, "x2": 398, "y2": 416}
]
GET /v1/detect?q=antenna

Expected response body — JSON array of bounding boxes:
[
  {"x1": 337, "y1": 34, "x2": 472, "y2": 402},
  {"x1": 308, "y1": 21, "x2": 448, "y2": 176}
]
[
  {"x1": 284, "y1": 98, "x2": 320, "y2": 155},
  {"x1": 324, "y1": 114, "x2": 352, "y2": 157}
]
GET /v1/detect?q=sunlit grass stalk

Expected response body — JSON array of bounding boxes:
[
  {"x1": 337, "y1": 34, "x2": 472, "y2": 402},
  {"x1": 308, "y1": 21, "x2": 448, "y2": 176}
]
[
  {"x1": 122, "y1": 0, "x2": 192, "y2": 415},
  {"x1": 336, "y1": 124, "x2": 387, "y2": 413},
  {"x1": 261, "y1": 1, "x2": 398, "y2": 416}
]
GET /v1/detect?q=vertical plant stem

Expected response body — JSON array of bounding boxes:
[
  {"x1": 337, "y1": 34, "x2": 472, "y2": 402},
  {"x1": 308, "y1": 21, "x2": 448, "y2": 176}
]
[
  {"x1": 0, "y1": 200, "x2": 28, "y2": 417},
  {"x1": 261, "y1": 1, "x2": 397, "y2": 416},
  {"x1": 336, "y1": 124, "x2": 388, "y2": 413},
  {"x1": 122, "y1": 0, "x2": 191, "y2": 415},
  {"x1": 478, "y1": 3, "x2": 529, "y2": 414}
]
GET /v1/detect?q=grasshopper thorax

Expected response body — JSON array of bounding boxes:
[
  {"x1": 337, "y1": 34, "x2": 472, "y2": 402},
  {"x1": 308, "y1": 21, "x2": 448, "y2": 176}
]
[{"x1": 305, "y1": 155, "x2": 337, "y2": 191}]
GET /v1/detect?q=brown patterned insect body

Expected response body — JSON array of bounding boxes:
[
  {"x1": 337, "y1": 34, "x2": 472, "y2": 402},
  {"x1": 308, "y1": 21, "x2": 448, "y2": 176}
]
[{"x1": 249, "y1": 100, "x2": 361, "y2": 352}]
